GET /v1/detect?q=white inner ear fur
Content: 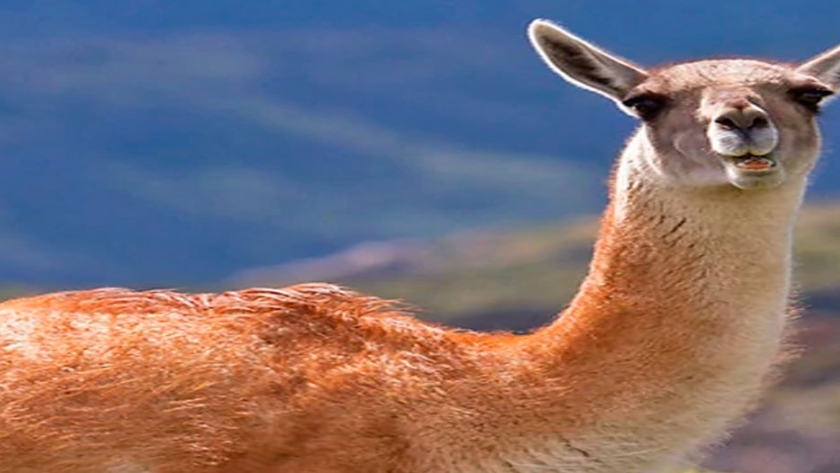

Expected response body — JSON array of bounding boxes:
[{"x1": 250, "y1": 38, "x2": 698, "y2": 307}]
[
  {"x1": 797, "y1": 43, "x2": 840, "y2": 92},
  {"x1": 527, "y1": 19, "x2": 648, "y2": 103}
]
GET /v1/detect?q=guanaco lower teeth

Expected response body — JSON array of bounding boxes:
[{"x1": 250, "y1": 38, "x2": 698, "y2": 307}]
[{"x1": 731, "y1": 155, "x2": 777, "y2": 171}]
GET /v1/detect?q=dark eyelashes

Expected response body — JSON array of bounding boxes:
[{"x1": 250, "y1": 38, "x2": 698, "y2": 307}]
[
  {"x1": 621, "y1": 93, "x2": 670, "y2": 121},
  {"x1": 620, "y1": 86, "x2": 834, "y2": 121},
  {"x1": 789, "y1": 86, "x2": 833, "y2": 113}
]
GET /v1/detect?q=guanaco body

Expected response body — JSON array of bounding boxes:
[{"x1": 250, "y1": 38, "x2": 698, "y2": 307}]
[{"x1": 1, "y1": 20, "x2": 839, "y2": 473}]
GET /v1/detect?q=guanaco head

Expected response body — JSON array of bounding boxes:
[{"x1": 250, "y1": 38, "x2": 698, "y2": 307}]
[{"x1": 528, "y1": 20, "x2": 840, "y2": 190}]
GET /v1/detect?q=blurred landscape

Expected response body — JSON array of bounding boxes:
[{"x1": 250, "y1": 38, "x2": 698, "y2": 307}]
[
  {"x1": 0, "y1": 1, "x2": 838, "y2": 472},
  {"x1": 0, "y1": 0, "x2": 839, "y2": 288}
]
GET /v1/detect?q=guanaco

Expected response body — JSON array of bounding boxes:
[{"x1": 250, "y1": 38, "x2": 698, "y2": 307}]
[{"x1": 1, "y1": 19, "x2": 839, "y2": 473}]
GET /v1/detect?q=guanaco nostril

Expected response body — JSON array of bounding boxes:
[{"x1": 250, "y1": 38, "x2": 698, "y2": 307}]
[
  {"x1": 750, "y1": 116, "x2": 769, "y2": 129},
  {"x1": 714, "y1": 114, "x2": 770, "y2": 131},
  {"x1": 715, "y1": 117, "x2": 738, "y2": 130}
]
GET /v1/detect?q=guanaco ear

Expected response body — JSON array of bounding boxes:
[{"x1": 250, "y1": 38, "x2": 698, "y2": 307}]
[
  {"x1": 527, "y1": 19, "x2": 648, "y2": 103},
  {"x1": 797, "y1": 43, "x2": 840, "y2": 91}
]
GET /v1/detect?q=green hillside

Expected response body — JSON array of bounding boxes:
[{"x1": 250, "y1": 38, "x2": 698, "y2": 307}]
[{"x1": 328, "y1": 203, "x2": 840, "y2": 325}]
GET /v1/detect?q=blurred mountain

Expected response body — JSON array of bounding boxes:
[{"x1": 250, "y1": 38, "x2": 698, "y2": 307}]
[
  {"x1": 231, "y1": 203, "x2": 840, "y2": 326},
  {"x1": 0, "y1": 1, "x2": 838, "y2": 287}
]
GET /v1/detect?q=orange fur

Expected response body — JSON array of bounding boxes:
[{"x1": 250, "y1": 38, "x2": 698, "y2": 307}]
[{"x1": 0, "y1": 286, "x2": 463, "y2": 471}]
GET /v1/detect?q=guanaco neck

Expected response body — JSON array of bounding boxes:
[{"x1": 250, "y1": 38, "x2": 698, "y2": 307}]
[{"x1": 526, "y1": 132, "x2": 808, "y2": 428}]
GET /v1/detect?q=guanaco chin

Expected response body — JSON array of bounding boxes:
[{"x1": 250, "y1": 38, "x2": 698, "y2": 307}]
[{"x1": 2, "y1": 19, "x2": 839, "y2": 473}]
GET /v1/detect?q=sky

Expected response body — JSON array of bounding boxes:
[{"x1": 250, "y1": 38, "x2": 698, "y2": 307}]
[{"x1": 0, "y1": 1, "x2": 839, "y2": 287}]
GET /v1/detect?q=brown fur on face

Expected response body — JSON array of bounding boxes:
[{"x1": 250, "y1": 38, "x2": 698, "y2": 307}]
[
  {"x1": 1, "y1": 19, "x2": 839, "y2": 473},
  {"x1": 631, "y1": 60, "x2": 825, "y2": 188}
]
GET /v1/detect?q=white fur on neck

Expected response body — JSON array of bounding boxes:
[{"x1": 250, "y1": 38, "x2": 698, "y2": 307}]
[
  {"x1": 602, "y1": 133, "x2": 802, "y2": 467},
  {"x1": 496, "y1": 136, "x2": 807, "y2": 473}
]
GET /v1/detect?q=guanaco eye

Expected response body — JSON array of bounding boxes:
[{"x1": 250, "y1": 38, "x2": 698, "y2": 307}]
[
  {"x1": 790, "y1": 86, "x2": 833, "y2": 112},
  {"x1": 621, "y1": 94, "x2": 669, "y2": 120}
]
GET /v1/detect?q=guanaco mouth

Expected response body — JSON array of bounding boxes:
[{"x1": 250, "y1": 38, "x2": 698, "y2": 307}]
[{"x1": 725, "y1": 153, "x2": 778, "y2": 172}]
